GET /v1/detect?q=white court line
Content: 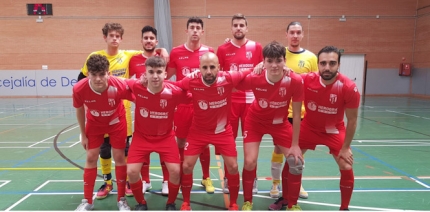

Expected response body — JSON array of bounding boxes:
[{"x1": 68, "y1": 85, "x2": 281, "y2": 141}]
[
  {"x1": 68, "y1": 141, "x2": 81, "y2": 148},
  {"x1": 5, "y1": 193, "x2": 31, "y2": 211},
  {"x1": 236, "y1": 144, "x2": 430, "y2": 148},
  {"x1": 0, "y1": 146, "x2": 76, "y2": 149},
  {"x1": 254, "y1": 194, "x2": 402, "y2": 211},
  {"x1": 356, "y1": 140, "x2": 430, "y2": 143},
  {"x1": 15, "y1": 101, "x2": 67, "y2": 111},
  {"x1": 0, "y1": 180, "x2": 11, "y2": 188},
  {"x1": 386, "y1": 109, "x2": 430, "y2": 120},
  {"x1": 28, "y1": 125, "x2": 79, "y2": 147},
  {"x1": 0, "y1": 141, "x2": 77, "y2": 144},
  {"x1": 34, "y1": 180, "x2": 51, "y2": 191}
]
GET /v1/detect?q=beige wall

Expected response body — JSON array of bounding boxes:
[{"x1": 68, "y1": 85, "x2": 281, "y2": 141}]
[{"x1": 0, "y1": 0, "x2": 429, "y2": 70}]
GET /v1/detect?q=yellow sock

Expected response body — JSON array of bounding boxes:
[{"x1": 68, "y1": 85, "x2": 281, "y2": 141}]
[
  {"x1": 100, "y1": 157, "x2": 112, "y2": 185},
  {"x1": 271, "y1": 151, "x2": 284, "y2": 184}
]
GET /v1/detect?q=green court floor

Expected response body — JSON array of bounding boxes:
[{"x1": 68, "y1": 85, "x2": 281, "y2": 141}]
[{"x1": 0, "y1": 96, "x2": 429, "y2": 210}]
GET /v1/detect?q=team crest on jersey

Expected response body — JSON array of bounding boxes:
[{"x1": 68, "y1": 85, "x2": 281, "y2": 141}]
[
  {"x1": 307, "y1": 101, "x2": 317, "y2": 111},
  {"x1": 217, "y1": 87, "x2": 225, "y2": 95},
  {"x1": 116, "y1": 57, "x2": 123, "y2": 64},
  {"x1": 108, "y1": 98, "x2": 115, "y2": 107},
  {"x1": 90, "y1": 110, "x2": 100, "y2": 117},
  {"x1": 279, "y1": 87, "x2": 286, "y2": 97},
  {"x1": 298, "y1": 60, "x2": 305, "y2": 68},
  {"x1": 329, "y1": 94, "x2": 337, "y2": 104},
  {"x1": 198, "y1": 100, "x2": 209, "y2": 110},
  {"x1": 258, "y1": 98, "x2": 269, "y2": 108},
  {"x1": 139, "y1": 107, "x2": 149, "y2": 118},
  {"x1": 182, "y1": 67, "x2": 191, "y2": 76},
  {"x1": 230, "y1": 63, "x2": 238, "y2": 71},
  {"x1": 160, "y1": 99, "x2": 167, "y2": 108},
  {"x1": 246, "y1": 51, "x2": 252, "y2": 60}
]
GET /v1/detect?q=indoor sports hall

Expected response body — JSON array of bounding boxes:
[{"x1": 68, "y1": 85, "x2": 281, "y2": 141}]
[{"x1": 1, "y1": 0, "x2": 429, "y2": 211}]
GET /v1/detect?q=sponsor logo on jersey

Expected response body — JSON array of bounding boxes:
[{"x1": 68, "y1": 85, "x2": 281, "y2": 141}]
[
  {"x1": 255, "y1": 87, "x2": 267, "y2": 92},
  {"x1": 140, "y1": 107, "x2": 149, "y2": 117},
  {"x1": 258, "y1": 98, "x2": 269, "y2": 108},
  {"x1": 230, "y1": 63, "x2": 238, "y2": 71},
  {"x1": 90, "y1": 110, "x2": 100, "y2": 117},
  {"x1": 209, "y1": 98, "x2": 227, "y2": 109},
  {"x1": 307, "y1": 101, "x2": 317, "y2": 111},
  {"x1": 307, "y1": 87, "x2": 318, "y2": 93},
  {"x1": 198, "y1": 100, "x2": 209, "y2": 110}
]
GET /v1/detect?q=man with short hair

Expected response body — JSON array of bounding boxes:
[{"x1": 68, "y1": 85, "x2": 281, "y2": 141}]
[
  {"x1": 166, "y1": 16, "x2": 214, "y2": 194},
  {"x1": 129, "y1": 25, "x2": 170, "y2": 196},
  {"x1": 237, "y1": 41, "x2": 304, "y2": 211},
  {"x1": 126, "y1": 56, "x2": 187, "y2": 211},
  {"x1": 216, "y1": 13, "x2": 263, "y2": 194},
  {"x1": 269, "y1": 21, "x2": 318, "y2": 205},
  {"x1": 299, "y1": 46, "x2": 359, "y2": 211},
  {"x1": 73, "y1": 54, "x2": 134, "y2": 211}
]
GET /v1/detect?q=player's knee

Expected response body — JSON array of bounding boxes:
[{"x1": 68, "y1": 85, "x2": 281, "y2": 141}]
[
  {"x1": 169, "y1": 165, "x2": 181, "y2": 178},
  {"x1": 244, "y1": 158, "x2": 257, "y2": 170},
  {"x1": 182, "y1": 161, "x2": 194, "y2": 174},
  {"x1": 286, "y1": 155, "x2": 303, "y2": 175},
  {"x1": 99, "y1": 139, "x2": 112, "y2": 159},
  {"x1": 127, "y1": 167, "x2": 140, "y2": 178},
  {"x1": 226, "y1": 162, "x2": 238, "y2": 175},
  {"x1": 86, "y1": 151, "x2": 99, "y2": 166}
]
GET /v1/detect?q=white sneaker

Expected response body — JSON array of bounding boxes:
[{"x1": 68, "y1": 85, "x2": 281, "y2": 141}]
[
  {"x1": 299, "y1": 185, "x2": 309, "y2": 199},
  {"x1": 75, "y1": 199, "x2": 94, "y2": 211},
  {"x1": 117, "y1": 197, "x2": 131, "y2": 211},
  {"x1": 161, "y1": 180, "x2": 169, "y2": 196},
  {"x1": 142, "y1": 181, "x2": 152, "y2": 194},
  {"x1": 252, "y1": 178, "x2": 258, "y2": 194},
  {"x1": 222, "y1": 178, "x2": 229, "y2": 194},
  {"x1": 269, "y1": 182, "x2": 281, "y2": 198}
]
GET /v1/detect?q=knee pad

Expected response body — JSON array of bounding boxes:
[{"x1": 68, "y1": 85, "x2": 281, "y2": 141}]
[
  {"x1": 99, "y1": 138, "x2": 112, "y2": 159},
  {"x1": 124, "y1": 136, "x2": 131, "y2": 157},
  {"x1": 286, "y1": 155, "x2": 303, "y2": 175}
]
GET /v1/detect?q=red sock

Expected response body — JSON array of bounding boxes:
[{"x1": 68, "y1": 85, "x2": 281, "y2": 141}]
[
  {"x1": 242, "y1": 168, "x2": 256, "y2": 202},
  {"x1": 141, "y1": 162, "x2": 150, "y2": 183},
  {"x1": 115, "y1": 165, "x2": 127, "y2": 201},
  {"x1": 281, "y1": 162, "x2": 289, "y2": 200},
  {"x1": 83, "y1": 168, "x2": 97, "y2": 204},
  {"x1": 340, "y1": 169, "x2": 354, "y2": 210},
  {"x1": 161, "y1": 161, "x2": 169, "y2": 182},
  {"x1": 287, "y1": 171, "x2": 302, "y2": 208},
  {"x1": 200, "y1": 147, "x2": 210, "y2": 179},
  {"x1": 181, "y1": 173, "x2": 193, "y2": 203},
  {"x1": 226, "y1": 171, "x2": 240, "y2": 206},
  {"x1": 130, "y1": 180, "x2": 146, "y2": 204},
  {"x1": 179, "y1": 147, "x2": 184, "y2": 177},
  {"x1": 167, "y1": 181, "x2": 180, "y2": 204}
]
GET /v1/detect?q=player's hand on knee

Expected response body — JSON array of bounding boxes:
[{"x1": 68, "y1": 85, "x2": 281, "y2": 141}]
[{"x1": 338, "y1": 148, "x2": 354, "y2": 165}]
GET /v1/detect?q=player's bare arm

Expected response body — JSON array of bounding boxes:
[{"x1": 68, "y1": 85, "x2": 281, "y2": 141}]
[{"x1": 338, "y1": 107, "x2": 358, "y2": 165}]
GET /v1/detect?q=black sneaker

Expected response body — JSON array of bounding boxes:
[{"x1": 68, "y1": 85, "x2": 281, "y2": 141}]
[
  {"x1": 268, "y1": 197, "x2": 288, "y2": 210},
  {"x1": 165, "y1": 203, "x2": 176, "y2": 210},
  {"x1": 135, "y1": 203, "x2": 148, "y2": 211}
]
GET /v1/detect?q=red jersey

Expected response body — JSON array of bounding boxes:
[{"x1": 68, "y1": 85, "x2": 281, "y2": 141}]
[
  {"x1": 217, "y1": 40, "x2": 263, "y2": 104},
  {"x1": 126, "y1": 79, "x2": 189, "y2": 136},
  {"x1": 168, "y1": 44, "x2": 214, "y2": 81},
  {"x1": 302, "y1": 72, "x2": 360, "y2": 134},
  {"x1": 73, "y1": 77, "x2": 134, "y2": 126},
  {"x1": 129, "y1": 53, "x2": 160, "y2": 78},
  {"x1": 176, "y1": 71, "x2": 249, "y2": 134},
  {"x1": 237, "y1": 70, "x2": 304, "y2": 125}
]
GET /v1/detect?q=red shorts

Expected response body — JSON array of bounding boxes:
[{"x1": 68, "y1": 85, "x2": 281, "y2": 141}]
[
  {"x1": 186, "y1": 130, "x2": 237, "y2": 157},
  {"x1": 127, "y1": 131, "x2": 180, "y2": 164},
  {"x1": 299, "y1": 123, "x2": 345, "y2": 156},
  {"x1": 173, "y1": 104, "x2": 193, "y2": 139},
  {"x1": 244, "y1": 119, "x2": 292, "y2": 148},
  {"x1": 85, "y1": 117, "x2": 127, "y2": 150}
]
